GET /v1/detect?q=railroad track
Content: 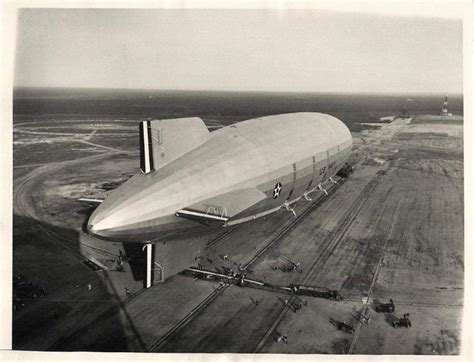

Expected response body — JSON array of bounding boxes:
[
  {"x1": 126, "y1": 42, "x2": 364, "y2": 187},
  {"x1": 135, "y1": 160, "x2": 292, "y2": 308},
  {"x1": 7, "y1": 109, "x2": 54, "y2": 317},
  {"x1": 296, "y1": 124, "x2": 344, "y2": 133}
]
[
  {"x1": 147, "y1": 284, "x2": 231, "y2": 352},
  {"x1": 148, "y1": 178, "x2": 346, "y2": 352},
  {"x1": 206, "y1": 228, "x2": 237, "y2": 249},
  {"x1": 303, "y1": 178, "x2": 380, "y2": 282},
  {"x1": 252, "y1": 176, "x2": 380, "y2": 352}
]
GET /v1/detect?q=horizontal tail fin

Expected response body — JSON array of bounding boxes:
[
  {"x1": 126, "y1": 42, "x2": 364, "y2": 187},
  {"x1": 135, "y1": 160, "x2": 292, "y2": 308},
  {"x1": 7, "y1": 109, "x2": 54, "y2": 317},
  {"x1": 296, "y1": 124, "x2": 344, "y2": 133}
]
[
  {"x1": 78, "y1": 198, "x2": 104, "y2": 205},
  {"x1": 176, "y1": 187, "x2": 267, "y2": 225}
]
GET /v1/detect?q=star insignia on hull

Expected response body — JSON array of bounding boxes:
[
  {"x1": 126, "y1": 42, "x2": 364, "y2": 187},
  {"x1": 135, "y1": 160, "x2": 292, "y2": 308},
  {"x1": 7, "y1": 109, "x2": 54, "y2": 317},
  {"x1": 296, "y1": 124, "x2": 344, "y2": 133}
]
[{"x1": 273, "y1": 182, "x2": 283, "y2": 199}]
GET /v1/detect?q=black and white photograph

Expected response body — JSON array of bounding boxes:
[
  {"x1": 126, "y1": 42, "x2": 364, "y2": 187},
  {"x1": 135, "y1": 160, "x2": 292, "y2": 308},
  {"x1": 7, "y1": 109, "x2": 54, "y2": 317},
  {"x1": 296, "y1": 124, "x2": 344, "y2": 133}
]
[{"x1": 5, "y1": 1, "x2": 470, "y2": 356}]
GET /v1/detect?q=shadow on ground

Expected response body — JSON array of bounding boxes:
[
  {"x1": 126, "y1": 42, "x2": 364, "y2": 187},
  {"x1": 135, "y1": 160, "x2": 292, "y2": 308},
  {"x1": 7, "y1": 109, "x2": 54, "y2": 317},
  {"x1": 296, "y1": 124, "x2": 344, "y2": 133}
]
[{"x1": 12, "y1": 213, "x2": 145, "y2": 351}]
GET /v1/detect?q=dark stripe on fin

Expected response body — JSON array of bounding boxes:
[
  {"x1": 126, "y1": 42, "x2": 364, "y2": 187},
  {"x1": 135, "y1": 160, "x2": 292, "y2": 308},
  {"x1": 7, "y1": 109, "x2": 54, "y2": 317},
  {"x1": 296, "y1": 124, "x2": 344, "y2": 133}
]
[
  {"x1": 139, "y1": 122, "x2": 146, "y2": 172},
  {"x1": 147, "y1": 120, "x2": 154, "y2": 171}
]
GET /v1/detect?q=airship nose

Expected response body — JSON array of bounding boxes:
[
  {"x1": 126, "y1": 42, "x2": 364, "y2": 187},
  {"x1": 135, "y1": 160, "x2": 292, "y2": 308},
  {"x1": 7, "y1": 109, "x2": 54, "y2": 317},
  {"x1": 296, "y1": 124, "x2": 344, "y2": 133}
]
[
  {"x1": 85, "y1": 197, "x2": 151, "y2": 241},
  {"x1": 86, "y1": 206, "x2": 110, "y2": 239},
  {"x1": 87, "y1": 219, "x2": 102, "y2": 236},
  {"x1": 84, "y1": 172, "x2": 183, "y2": 242},
  {"x1": 86, "y1": 215, "x2": 100, "y2": 237}
]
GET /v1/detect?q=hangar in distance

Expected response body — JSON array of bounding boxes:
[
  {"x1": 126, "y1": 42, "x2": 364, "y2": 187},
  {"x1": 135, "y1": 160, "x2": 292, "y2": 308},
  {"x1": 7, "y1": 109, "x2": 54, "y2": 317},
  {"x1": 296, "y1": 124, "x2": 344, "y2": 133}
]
[{"x1": 86, "y1": 112, "x2": 353, "y2": 286}]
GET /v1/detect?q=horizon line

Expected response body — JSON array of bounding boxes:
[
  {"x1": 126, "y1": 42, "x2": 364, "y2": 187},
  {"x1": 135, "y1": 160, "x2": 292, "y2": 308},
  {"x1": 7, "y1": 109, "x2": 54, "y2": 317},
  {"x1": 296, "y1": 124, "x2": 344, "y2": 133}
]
[{"x1": 12, "y1": 86, "x2": 463, "y2": 97}]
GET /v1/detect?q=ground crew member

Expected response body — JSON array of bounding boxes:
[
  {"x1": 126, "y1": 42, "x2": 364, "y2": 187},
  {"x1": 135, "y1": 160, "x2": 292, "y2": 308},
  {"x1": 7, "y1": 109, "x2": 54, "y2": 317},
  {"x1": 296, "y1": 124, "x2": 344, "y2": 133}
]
[
  {"x1": 125, "y1": 288, "x2": 131, "y2": 298},
  {"x1": 292, "y1": 301, "x2": 302, "y2": 311},
  {"x1": 276, "y1": 334, "x2": 288, "y2": 344},
  {"x1": 87, "y1": 283, "x2": 92, "y2": 291}
]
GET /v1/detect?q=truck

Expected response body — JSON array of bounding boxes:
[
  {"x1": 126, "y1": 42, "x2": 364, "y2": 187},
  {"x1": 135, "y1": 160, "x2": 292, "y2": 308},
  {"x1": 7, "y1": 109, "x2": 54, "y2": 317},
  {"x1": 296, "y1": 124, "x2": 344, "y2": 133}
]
[
  {"x1": 290, "y1": 284, "x2": 342, "y2": 300},
  {"x1": 375, "y1": 299, "x2": 395, "y2": 313}
]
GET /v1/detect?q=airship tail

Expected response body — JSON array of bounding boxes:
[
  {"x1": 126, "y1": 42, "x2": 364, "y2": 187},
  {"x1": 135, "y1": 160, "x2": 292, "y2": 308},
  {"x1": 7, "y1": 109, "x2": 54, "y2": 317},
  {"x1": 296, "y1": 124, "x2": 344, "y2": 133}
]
[{"x1": 139, "y1": 117, "x2": 210, "y2": 173}]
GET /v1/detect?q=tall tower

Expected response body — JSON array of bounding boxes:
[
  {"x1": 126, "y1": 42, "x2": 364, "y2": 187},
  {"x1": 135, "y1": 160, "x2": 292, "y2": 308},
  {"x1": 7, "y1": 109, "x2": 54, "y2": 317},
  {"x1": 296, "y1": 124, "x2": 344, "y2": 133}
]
[{"x1": 440, "y1": 95, "x2": 449, "y2": 116}]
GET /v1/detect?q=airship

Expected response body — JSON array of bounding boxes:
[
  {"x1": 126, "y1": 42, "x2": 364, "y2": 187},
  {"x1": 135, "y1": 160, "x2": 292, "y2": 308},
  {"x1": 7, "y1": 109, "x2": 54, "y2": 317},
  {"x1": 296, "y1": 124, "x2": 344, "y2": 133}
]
[{"x1": 87, "y1": 112, "x2": 352, "y2": 285}]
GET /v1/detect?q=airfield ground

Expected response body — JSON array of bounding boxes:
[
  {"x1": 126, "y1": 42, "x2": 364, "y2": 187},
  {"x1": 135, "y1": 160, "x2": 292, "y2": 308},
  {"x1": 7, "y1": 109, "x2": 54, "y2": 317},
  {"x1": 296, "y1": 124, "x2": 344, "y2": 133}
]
[{"x1": 12, "y1": 115, "x2": 463, "y2": 354}]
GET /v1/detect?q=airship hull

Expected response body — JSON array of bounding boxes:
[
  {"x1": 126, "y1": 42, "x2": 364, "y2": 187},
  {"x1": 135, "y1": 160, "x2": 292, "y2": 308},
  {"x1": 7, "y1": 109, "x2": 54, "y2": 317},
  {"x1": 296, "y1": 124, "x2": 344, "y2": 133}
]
[{"x1": 87, "y1": 112, "x2": 352, "y2": 243}]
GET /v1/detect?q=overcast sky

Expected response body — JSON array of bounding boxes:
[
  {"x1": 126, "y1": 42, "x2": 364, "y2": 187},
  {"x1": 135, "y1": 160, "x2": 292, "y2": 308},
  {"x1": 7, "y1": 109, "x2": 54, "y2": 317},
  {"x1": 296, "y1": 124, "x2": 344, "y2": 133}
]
[{"x1": 14, "y1": 8, "x2": 463, "y2": 93}]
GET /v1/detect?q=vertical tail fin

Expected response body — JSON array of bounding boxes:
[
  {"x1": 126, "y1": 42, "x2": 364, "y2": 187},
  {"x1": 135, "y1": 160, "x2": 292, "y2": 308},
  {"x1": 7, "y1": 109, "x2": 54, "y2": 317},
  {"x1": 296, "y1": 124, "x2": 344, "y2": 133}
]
[
  {"x1": 139, "y1": 120, "x2": 154, "y2": 174},
  {"x1": 139, "y1": 117, "x2": 210, "y2": 174}
]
